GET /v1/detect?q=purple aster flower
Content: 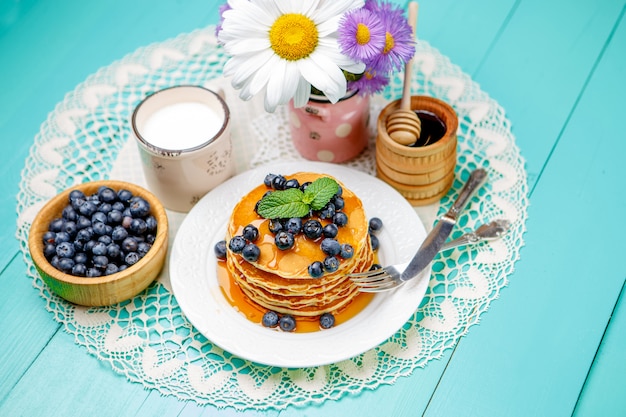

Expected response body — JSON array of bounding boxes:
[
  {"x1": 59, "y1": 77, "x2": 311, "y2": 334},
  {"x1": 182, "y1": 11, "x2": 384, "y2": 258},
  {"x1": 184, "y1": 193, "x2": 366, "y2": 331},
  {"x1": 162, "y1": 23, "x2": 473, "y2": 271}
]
[
  {"x1": 365, "y1": 4, "x2": 415, "y2": 73},
  {"x1": 338, "y1": 8, "x2": 386, "y2": 61},
  {"x1": 215, "y1": 3, "x2": 232, "y2": 39},
  {"x1": 349, "y1": 68, "x2": 390, "y2": 96}
]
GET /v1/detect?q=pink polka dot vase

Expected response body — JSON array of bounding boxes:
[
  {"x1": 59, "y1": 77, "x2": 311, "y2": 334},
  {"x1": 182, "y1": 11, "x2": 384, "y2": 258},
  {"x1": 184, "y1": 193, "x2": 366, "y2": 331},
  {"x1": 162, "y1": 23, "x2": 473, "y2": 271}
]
[{"x1": 288, "y1": 91, "x2": 370, "y2": 163}]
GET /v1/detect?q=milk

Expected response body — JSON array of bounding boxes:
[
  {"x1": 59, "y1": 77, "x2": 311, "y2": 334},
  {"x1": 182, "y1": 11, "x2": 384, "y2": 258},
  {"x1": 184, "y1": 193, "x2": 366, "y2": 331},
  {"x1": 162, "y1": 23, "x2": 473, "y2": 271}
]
[{"x1": 142, "y1": 101, "x2": 224, "y2": 150}]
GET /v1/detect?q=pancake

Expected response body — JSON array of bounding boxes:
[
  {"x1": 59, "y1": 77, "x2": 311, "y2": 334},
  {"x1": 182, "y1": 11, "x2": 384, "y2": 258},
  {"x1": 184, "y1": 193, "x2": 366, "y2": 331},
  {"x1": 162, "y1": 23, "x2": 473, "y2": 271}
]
[{"x1": 223, "y1": 172, "x2": 375, "y2": 318}]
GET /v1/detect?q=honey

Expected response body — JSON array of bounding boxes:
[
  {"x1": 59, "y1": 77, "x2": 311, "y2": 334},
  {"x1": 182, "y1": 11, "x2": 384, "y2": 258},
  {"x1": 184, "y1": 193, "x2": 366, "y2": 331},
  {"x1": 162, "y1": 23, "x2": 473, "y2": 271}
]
[{"x1": 217, "y1": 260, "x2": 374, "y2": 333}]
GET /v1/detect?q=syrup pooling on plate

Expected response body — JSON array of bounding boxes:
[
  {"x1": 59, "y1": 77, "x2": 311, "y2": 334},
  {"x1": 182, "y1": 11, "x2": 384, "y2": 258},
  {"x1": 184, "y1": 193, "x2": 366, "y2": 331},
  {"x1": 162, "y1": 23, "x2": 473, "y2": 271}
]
[{"x1": 214, "y1": 172, "x2": 384, "y2": 332}]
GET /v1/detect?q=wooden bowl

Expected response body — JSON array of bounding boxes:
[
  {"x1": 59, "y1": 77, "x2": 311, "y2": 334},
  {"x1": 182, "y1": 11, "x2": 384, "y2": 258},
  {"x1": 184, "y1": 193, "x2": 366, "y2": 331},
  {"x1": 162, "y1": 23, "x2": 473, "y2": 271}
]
[{"x1": 28, "y1": 180, "x2": 168, "y2": 306}]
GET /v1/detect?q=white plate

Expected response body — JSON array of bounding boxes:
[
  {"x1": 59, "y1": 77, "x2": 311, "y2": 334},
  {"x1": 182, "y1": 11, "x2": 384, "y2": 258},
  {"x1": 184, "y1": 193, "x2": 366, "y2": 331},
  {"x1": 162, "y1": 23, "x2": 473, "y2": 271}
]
[{"x1": 170, "y1": 161, "x2": 429, "y2": 368}]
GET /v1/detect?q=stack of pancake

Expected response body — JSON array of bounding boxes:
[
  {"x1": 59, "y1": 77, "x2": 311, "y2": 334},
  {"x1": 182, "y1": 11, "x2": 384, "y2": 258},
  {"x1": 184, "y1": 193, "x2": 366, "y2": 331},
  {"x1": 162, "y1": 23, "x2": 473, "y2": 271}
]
[{"x1": 225, "y1": 172, "x2": 374, "y2": 317}]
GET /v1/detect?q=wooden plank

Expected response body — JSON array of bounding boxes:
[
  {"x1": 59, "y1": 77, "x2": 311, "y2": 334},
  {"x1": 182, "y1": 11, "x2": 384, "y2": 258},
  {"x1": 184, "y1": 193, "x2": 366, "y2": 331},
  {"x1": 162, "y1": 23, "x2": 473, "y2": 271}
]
[
  {"x1": 0, "y1": 257, "x2": 60, "y2": 402},
  {"x1": 422, "y1": 1, "x2": 626, "y2": 416},
  {"x1": 468, "y1": 0, "x2": 626, "y2": 183},
  {"x1": 573, "y1": 282, "x2": 626, "y2": 417}
]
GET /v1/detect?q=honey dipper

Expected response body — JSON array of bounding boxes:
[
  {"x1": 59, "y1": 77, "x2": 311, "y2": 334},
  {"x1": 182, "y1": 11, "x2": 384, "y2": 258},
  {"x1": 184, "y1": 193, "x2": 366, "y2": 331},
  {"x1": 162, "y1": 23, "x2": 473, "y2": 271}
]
[{"x1": 386, "y1": 1, "x2": 421, "y2": 146}]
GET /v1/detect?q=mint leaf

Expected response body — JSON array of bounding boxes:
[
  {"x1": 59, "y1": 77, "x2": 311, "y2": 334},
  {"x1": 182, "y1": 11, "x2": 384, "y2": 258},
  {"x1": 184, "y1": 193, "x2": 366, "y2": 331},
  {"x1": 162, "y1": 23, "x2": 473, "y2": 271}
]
[
  {"x1": 304, "y1": 177, "x2": 339, "y2": 210},
  {"x1": 257, "y1": 188, "x2": 309, "y2": 219}
]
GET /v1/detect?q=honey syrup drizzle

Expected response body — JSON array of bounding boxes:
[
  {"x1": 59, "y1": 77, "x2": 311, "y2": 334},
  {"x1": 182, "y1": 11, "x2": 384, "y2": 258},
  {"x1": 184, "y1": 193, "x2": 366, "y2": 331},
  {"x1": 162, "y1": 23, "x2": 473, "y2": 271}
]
[{"x1": 217, "y1": 260, "x2": 373, "y2": 333}]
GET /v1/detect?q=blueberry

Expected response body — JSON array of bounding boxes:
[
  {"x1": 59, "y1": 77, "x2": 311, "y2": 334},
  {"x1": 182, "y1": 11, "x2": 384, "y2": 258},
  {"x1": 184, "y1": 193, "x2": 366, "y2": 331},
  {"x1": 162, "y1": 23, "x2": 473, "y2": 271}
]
[
  {"x1": 121, "y1": 215, "x2": 133, "y2": 229},
  {"x1": 97, "y1": 202, "x2": 112, "y2": 215},
  {"x1": 331, "y1": 195, "x2": 345, "y2": 210},
  {"x1": 308, "y1": 261, "x2": 324, "y2": 278},
  {"x1": 91, "y1": 242, "x2": 108, "y2": 256},
  {"x1": 320, "y1": 238, "x2": 341, "y2": 256},
  {"x1": 71, "y1": 263, "x2": 87, "y2": 277},
  {"x1": 299, "y1": 181, "x2": 311, "y2": 192},
  {"x1": 98, "y1": 186, "x2": 118, "y2": 203},
  {"x1": 57, "y1": 247, "x2": 74, "y2": 263},
  {"x1": 50, "y1": 256, "x2": 60, "y2": 269},
  {"x1": 111, "y1": 225, "x2": 128, "y2": 242},
  {"x1": 92, "y1": 221, "x2": 107, "y2": 236},
  {"x1": 70, "y1": 197, "x2": 86, "y2": 211},
  {"x1": 78, "y1": 201, "x2": 98, "y2": 217},
  {"x1": 73, "y1": 252, "x2": 88, "y2": 265},
  {"x1": 117, "y1": 189, "x2": 133, "y2": 202},
  {"x1": 285, "y1": 179, "x2": 300, "y2": 189},
  {"x1": 319, "y1": 313, "x2": 335, "y2": 329},
  {"x1": 91, "y1": 211, "x2": 109, "y2": 225},
  {"x1": 333, "y1": 212, "x2": 348, "y2": 227},
  {"x1": 275, "y1": 231, "x2": 295, "y2": 250},
  {"x1": 242, "y1": 224, "x2": 259, "y2": 242},
  {"x1": 93, "y1": 255, "x2": 109, "y2": 270},
  {"x1": 129, "y1": 196, "x2": 151, "y2": 217},
  {"x1": 323, "y1": 256, "x2": 340, "y2": 272},
  {"x1": 57, "y1": 257, "x2": 75, "y2": 273},
  {"x1": 48, "y1": 218, "x2": 65, "y2": 233},
  {"x1": 42, "y1": 231, "x2": 56, "y2": 245},
  {"x1": 76, "y1": 228, "x2": 93, "y2": 243},
  {"x1": 121, "y1": 237, "x2": 139, "y2": 253},
  {"x1": 97, "y1": 235, "x2": 113, "y2": 246},
  {"x1": 214, "y1": 240, "x2": 227, "y2": 259},
  {"x1": 262, "y1": 311, "x2": 279, "y2": 328},
  {"x1": 263, "y1": 173, "x2": 277, "y2": 188},
  {"x1": 369, "y1": 217, "x2": 383, "y2": 233},
  {"x1": 55, "y1": 231, "x2": 71, "y2": 244},
  {"x1": 318, "y1": 202, "x2": 335, "y2": 220},
  {"x1": 228, "y1": 236, "x2": 246, "y2": 253},
  {"x1": 43, "y1": 243, "x2": 56, "y2": 260},
  {"x1": 137, "y1": 242, "x2": 152, "y2": 257},
  {"x1": 284, "y1": 217, "x2": 302, "y2": 235},
  {"x1": 279, "y1": 315, "x2": 296, "y2": 332},
  {"x1": 86, "y1": 267, "x2": 102, "y2": 278},
  {"x1": 145, "y1": 216, "x2": 157, "y2": 232},
  {"x1": 105, "y1": 263, "x2": 120, "y2": 275},
  {"x1": 106, "y1": 210, "x2": 123, "y2": 225},
  {"x1": 69, "y1": 189, "x2": 86, "y2": 203},
  {"x1": 112, "y1": 201, "x2": 125, "y2": 211},
  {"x1": 370, "y1": 234, "x2": 380, "y2": 251},
  {"x1": 268, "y1": 219, "x2": 283, "y2": 234},
  {"x1": 107, "y1": 243, "x2": 121, "y2": 260},
  {"x1": 83, "y1": 240, "x2": 97, "y2": 254},
  {"x1": 335, "y1": 185, "x2": 343, "y2": 197},
  {"x1": 272, "y1": 175, "x2": 287, "y2": 190},
  {"x1": 62, "y1": 205, "x2": 78, "y2": 222},
  {"x1": 322, "y1": 223, "x2": 338, "y2": 238},
  {"x1": 124, "y1": 252, "x2": 140, "y2": 266},
  {"x1": 242, "y1": 243, "x2": 260, "y2": 262},
  {"x1": 340, "y1": 243, "x2": 354, "y2": 259},
  {"x1": 130, "y1": 218, "x2": 148, "y2": 235},
  {"x1": 303, "y1": 219, "x2": 323, "y2": 240},
  {"x1": 76, "y1": 216, "x2": 92, "y2": 230}
]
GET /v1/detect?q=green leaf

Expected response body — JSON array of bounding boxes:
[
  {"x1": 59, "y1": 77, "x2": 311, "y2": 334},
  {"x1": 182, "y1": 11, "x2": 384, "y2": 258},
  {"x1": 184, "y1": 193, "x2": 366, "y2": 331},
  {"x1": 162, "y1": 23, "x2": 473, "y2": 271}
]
[
  {"x1": 304, "y1": 177, "x2": 339, "y2": 211},
  {"x1": 256, "y1": 188, "x2": 309, "y2": 219}
]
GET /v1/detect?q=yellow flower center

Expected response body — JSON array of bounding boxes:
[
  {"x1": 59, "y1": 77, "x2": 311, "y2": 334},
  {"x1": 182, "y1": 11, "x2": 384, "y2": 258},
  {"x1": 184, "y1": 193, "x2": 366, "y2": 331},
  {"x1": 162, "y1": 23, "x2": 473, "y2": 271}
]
[
  {"x1": 383, "y1": 32, "x2": 395, "y2": 54},
  {"x1": 269, "y1": 13, "x2": 318, "y2": 61},
  {"x1": 355, "y1": 23, "x2": 371, "y2": 45}
]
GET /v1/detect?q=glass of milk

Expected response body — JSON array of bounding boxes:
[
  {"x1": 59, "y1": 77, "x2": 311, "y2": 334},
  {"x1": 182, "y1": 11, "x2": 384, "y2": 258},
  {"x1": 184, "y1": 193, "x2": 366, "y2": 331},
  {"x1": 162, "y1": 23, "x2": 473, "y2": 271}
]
[{"x1": 131, "y1": 85, "x2": 235, "y2": 212}]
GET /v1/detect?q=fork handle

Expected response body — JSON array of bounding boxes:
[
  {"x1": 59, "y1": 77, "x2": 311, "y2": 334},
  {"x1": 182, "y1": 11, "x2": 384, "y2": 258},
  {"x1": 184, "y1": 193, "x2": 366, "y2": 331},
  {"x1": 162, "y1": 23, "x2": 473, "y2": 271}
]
[{"x1": 446, "y1": 168, "x2": 487, "y2": 219}]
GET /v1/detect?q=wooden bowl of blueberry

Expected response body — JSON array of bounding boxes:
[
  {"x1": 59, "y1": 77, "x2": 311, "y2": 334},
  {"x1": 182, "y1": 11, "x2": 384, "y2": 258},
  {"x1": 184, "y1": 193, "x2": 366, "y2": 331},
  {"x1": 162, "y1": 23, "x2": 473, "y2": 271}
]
[{"x1": 28, "y1": 180, "x2": 168, "y2": 306}]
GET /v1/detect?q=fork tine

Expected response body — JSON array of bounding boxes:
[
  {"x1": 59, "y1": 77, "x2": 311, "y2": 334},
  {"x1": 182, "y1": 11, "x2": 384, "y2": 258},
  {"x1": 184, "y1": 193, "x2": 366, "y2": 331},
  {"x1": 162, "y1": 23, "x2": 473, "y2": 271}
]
[
  {"x1": 353, "y1": 281, "x2": 402, "y2": 293},
  {"x1": 349, "y1": 271, "x2": 391, "y2": 284}
]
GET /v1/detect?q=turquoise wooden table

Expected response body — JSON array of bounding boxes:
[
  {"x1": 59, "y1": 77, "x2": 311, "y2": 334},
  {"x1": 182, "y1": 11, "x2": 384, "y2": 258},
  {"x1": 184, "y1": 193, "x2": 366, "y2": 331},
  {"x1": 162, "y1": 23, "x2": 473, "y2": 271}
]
[{"x1": 2, "y1": 0, "x2": 625, "y2": 416}]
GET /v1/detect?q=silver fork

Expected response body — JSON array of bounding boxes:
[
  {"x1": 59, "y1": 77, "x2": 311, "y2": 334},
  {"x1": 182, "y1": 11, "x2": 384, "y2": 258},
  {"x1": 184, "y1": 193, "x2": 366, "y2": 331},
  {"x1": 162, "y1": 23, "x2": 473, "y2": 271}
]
[{"x1": 350, "y1": 219, "x2": 510, "y2": 293}]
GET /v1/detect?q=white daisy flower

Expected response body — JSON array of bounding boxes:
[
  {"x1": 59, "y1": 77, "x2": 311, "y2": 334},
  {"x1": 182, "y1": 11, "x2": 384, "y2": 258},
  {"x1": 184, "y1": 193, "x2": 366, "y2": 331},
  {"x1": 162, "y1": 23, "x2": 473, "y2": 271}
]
[{"x1": 218, "y1": 0, "x2": 366, "y2": 113}]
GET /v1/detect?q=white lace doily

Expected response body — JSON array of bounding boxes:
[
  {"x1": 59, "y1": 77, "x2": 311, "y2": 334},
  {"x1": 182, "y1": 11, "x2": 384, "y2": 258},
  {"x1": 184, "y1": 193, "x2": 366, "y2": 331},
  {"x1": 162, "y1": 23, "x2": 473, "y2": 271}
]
[{"x1": 15, "y1": 27, "x2": 528, "y2": 410}]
